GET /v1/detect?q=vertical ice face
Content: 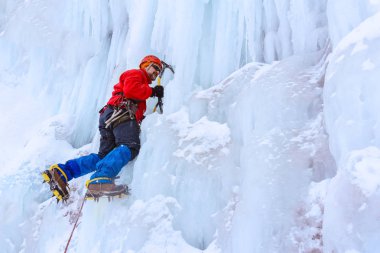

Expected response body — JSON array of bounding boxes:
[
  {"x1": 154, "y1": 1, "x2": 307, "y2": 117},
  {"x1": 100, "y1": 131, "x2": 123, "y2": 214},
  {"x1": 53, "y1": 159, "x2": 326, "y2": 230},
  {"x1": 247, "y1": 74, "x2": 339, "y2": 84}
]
[
  {"x1": 323, "y1": 12, "x2": 380, "y2": 253},
  {"x1": 324, "y1": 11, "x2": 380, "y2": 165},
  {"x1": 3, "y1": 0, "x2": 380, "y2": 253},
  {"x1": 0, "y1": 1, "x2": 117, "y2": 147},
  {"x1": 0, "y1": 0, "x2": 329, "y2": 147},
  {"x1": 327, "y1": 0, "x2": 380, "y2": 47}
]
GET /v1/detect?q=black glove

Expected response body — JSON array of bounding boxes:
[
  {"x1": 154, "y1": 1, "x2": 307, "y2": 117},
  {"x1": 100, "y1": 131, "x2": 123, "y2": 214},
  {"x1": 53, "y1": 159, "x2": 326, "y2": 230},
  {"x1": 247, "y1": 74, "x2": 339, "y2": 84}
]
[{"x1": 151, "y1": 85, "x2": 164, "y2": 98}]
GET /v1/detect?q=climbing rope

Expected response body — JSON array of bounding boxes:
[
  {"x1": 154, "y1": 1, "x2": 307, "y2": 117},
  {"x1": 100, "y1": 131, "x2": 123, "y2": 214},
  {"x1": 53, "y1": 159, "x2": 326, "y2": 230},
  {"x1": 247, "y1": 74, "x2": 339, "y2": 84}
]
[{"x1": 64, "y1": 195, "x2": 86, "y2": 253}]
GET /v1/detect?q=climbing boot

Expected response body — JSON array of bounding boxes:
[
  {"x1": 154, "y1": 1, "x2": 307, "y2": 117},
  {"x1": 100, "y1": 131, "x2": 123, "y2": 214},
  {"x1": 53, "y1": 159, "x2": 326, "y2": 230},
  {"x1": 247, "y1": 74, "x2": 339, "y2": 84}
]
[
  {"x1": 42, "y1": 164, "x2": 70, "y2": 202},
  {"x1": 85, "y1": 178, "x2": 128, "y2": 201}
]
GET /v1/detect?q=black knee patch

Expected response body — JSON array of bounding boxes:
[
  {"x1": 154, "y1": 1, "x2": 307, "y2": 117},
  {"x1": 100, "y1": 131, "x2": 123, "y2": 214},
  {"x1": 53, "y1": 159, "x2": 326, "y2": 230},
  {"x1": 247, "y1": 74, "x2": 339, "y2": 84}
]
[{"x1": 129, "y1": 147, "x2": 139, "y2": 160}]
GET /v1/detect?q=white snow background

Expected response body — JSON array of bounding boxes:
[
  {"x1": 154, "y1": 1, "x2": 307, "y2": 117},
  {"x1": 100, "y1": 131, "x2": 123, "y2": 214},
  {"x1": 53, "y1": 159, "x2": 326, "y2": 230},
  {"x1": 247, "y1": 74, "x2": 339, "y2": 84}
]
[{"x1": 0, "y1": 0, "x2": 380, "y2": 252}]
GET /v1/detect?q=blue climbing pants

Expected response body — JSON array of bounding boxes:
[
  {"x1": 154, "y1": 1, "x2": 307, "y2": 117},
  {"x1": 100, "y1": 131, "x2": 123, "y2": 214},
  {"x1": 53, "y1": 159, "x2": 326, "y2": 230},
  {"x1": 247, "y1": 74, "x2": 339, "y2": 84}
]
[{"x1": 57, "y1": 106, "x2": 140, "y2": 183}]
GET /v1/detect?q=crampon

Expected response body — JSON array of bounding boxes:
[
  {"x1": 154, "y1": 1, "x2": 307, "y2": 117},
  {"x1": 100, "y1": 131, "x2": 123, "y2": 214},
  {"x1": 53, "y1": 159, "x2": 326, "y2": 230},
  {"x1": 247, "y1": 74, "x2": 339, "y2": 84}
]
[
  {"x1": 84, "y1": 176, "x2": 130, "y2": 202},
  {"x1": 85, "y1": 183, "x2": 129, "y2": 202},
  {"x1": 42, "y1": 164, "x2": 70, "y2": 203}
]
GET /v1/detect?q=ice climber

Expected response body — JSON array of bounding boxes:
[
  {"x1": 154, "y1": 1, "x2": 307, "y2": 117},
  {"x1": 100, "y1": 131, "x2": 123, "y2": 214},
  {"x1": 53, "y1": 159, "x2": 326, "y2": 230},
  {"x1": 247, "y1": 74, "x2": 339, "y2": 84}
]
[{"x1": 42, "y1": 55, "x2": 164, "y2": 201}]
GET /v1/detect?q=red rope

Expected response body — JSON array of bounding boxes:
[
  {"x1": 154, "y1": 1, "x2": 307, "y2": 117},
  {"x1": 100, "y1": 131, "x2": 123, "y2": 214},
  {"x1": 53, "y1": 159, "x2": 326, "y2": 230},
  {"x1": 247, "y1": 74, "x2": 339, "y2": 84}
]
[{"x1": 64, "y1": 196, "x2": 86, "y2": 253}]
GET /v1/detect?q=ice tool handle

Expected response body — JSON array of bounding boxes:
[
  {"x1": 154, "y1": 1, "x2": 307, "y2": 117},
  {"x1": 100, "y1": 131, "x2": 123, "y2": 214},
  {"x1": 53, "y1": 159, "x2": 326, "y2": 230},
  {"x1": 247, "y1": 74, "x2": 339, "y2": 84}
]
[{"x1": 153, "y1": 60, "x2": 175, "y2": 114}]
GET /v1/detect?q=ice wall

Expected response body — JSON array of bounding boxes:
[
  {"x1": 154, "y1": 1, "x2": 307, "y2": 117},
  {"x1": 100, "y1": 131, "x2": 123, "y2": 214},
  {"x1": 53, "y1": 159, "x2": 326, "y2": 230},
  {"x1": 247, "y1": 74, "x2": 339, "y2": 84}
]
[
  {"x1": 327, "y1": 0, "x2": 380, "y2": 47},
  {"x1": 200, "y1": 53, "x2": 335, "y2": 252},
  {"x1": 0, "y1": 1, "x2": 331, "y2": 252},
  {"x1": 323, "y1": 11, "x2": 380, "y2": 252},
  {"x1": 3, "y1": 0, "x2": 380, "y2": 252},
  {"x1": 0, "y1": 0, "x2": 329, "y2": 148},
  {"x1": 0, "y1": 0, "x2": 116, "y2": 148}
]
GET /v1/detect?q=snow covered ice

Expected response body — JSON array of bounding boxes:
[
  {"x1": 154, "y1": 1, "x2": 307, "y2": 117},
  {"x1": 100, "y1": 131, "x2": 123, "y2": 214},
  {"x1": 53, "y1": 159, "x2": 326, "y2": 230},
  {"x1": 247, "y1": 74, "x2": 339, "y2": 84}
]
[{"x1": 0, "y1": 0, "x2": 380, "y2": 252}]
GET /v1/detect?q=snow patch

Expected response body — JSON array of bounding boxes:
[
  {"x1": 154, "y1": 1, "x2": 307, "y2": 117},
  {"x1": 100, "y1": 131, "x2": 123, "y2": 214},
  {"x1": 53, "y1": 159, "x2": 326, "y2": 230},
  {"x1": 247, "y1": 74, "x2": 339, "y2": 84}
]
[
  {"x1": 168, "y1": 109, "x2": 231, "y2": 165},
  {"x1": 361, "y1": 59, "x2": 375, "y2": 70}
]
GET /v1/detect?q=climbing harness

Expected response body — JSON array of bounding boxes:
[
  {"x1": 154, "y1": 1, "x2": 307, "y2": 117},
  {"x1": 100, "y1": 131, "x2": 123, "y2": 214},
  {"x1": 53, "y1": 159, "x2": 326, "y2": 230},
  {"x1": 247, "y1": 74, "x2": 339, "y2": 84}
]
[
  {"x1": 153, "y1": 60, "x2": 175, "y2": 114},
  {"x1": 105, "y1": 98, "x2": 138, "y2": 128}
]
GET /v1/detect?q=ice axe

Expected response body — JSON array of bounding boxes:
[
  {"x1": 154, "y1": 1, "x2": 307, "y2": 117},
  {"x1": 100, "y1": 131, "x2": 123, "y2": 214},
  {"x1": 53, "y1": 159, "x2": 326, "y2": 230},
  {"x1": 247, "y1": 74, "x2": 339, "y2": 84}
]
[{"x1": 153, "y1": 60, "x2": 175, "y2": 114}]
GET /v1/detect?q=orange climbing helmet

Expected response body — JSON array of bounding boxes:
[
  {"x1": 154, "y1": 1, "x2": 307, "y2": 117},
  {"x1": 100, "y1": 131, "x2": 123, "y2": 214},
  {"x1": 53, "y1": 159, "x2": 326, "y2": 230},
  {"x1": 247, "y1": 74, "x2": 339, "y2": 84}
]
[{"x1": 139, "y1": 55, "x2": 162, "y2": 71}]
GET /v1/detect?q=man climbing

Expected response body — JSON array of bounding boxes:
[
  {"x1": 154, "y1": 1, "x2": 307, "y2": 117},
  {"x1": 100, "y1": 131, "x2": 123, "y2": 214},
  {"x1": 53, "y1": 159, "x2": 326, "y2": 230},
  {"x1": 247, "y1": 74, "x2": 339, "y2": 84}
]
[{"x1": 42, "y1": 55, "x2": 164, "y2": 202}]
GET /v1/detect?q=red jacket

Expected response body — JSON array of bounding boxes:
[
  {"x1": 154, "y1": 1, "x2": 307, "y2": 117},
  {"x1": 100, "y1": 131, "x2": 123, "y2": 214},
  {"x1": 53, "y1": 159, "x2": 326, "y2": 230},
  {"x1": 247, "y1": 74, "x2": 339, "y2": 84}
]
[{"x1": 107, "y1": 69, "x2": 153, "y2": 123}]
